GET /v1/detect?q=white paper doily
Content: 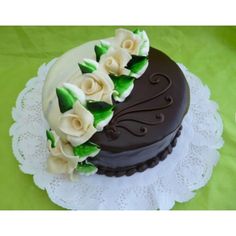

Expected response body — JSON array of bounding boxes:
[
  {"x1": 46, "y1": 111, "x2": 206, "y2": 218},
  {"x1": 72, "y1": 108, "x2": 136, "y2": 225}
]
[{"x1": 10, "y1": 59, "x2": 224, "y2": 210}]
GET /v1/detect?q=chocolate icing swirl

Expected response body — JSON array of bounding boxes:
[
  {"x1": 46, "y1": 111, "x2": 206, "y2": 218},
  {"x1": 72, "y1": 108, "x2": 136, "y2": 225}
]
[{"x1": 104, "y1": 73, "x2": 173, "y2": 139}]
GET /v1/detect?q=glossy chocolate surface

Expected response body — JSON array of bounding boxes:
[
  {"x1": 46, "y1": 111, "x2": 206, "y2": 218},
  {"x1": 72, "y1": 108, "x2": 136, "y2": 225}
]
[{"x1": 91, "y1": 47, "x2": 190, "y2": 153}]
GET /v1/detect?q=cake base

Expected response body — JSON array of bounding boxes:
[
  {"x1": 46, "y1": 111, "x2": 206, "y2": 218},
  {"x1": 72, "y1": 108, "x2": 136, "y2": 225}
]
[{"x1": 96, "y1": 126, "x2": 182, "y2": 177}]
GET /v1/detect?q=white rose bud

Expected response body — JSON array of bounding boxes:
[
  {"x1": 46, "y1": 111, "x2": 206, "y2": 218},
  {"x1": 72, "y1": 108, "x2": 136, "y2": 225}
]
[
  {"x1": 59, "y1": 101, "x2": 97, "y2": 147},
  {"x1": 99, "y1": 48, "x2": 131, "y2": 76},
  {"x1": 69, "y1": 70, "x2": 114, "y2": 104}
]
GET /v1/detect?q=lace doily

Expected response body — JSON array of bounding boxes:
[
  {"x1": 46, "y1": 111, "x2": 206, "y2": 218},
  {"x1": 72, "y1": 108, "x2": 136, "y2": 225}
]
[{"x1": 10, "y1": 59, "x2": 224, "y2": 210}]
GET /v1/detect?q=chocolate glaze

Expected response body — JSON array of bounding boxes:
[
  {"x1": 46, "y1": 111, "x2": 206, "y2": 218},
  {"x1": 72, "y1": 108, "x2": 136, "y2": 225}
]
[
  {"x1": 96, "y1": 126, "x2": 182, "y2": 177},
  {"x1": 89, "y1": 47, "x2": 190, "y2": 175}
]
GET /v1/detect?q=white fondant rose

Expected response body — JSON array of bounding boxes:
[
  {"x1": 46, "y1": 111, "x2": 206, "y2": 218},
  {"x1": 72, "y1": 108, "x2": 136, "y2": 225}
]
[
  {"x1": 69, "y1": 70, "x2": 114, "y2": 104},
  {"x1": 48, "y1": 156, "x2": 77, "y2": 175},
  {"x1": 59, "y1": 101, "x2": 96, "y2": 147},
  {"x1": 113, "y1": 28, "x2": 149, "y2": 56},
  {"x1": 99, "y1": 48, "x2": 132, "y2": 76},
  {"x1": 47, "y1": 132, "x2": 78, "y2": 175}
]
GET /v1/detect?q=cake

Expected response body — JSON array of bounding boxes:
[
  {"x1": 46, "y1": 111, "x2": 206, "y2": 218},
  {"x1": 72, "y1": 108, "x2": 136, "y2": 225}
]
[{"x1": 42, "y1": 28, "x2": 190, "y2": 177}]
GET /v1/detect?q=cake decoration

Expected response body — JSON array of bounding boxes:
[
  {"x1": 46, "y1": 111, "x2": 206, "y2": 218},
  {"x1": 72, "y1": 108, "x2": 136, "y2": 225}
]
[
  {"x1": 99, "y1": 64, "x2": 174, "y2": 142},
  {"x1": 46, "y1": 28, "x2": 150, "y2": 177},
  {"x1": 58, "y1": 101, "x2": 97, "y2": 146},
  {"x1": 78, "y1": 59, "x2": 99, "y2": 74},
  {"x1": 94, "y1": 40, "x2": 110, "y2": 62},
  {"x1": 114, "y1": 28, "x2": 149, "y2": 56},
  {"x1": 68, "y1": 71, "x2": 114, "y2": 104},
  {"x1": 110, "y1": 74, "x2": 135, "y2": 102},
  {"x1": 47, "y1": 130, "x2": 80, "y2": 175},
  {"x1": 73, "y1": 141, "x2": 100, "y2": 159},
  {"x1": 99, "y1": 47, "x2": 132, "y2": 76},
  {"x1": 76, "y1": 161, "x2": 98, "y2": 176},
  {"x1": 125, "y1": 55, "x2": 149, "y2": 78},
  {"x1": 86, "y1": 100, "x2": 115, "y2": 131},
  {"x1": 56, "y1": 84, "x2": 86, "y2": 113}
]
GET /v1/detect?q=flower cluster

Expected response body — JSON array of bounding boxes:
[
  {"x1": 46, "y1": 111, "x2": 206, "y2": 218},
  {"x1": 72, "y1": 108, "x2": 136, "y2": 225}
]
[{"x1": 46, "y1": 28, "x2": 150, "y2": 177}]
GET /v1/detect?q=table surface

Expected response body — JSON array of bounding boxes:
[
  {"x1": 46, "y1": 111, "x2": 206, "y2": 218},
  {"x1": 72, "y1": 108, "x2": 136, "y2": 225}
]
[{"x1": 0, "y1": 26, "x2": 236, "y2": 210}]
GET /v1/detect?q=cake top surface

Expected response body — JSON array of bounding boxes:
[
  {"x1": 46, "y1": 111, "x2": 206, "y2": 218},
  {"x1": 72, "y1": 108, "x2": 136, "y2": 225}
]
[{"x1": 91, "y1": 47, "x2": 189, "y2": 152}]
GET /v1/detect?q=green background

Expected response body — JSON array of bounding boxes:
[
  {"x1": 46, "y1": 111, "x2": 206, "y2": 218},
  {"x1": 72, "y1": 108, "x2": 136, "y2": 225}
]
[{"x1": 0, "y1": 26, "x2": 236, "y2": 210}]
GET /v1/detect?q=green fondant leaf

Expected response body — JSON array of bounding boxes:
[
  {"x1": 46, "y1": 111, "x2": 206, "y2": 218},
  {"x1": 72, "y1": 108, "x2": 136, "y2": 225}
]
[
  {"x1": 109, "y1": 74, "x2": 135, "y2": 97},
  {"x1": 65, "y1": 88, "x2": 77, "y2": 101},
  {"x1": 78, "y1": 59, "x2": 98, "y2": 74},
  {"x1": 126, "y1": 55, "x2": 148, "y2": 73},
  {"x1": 46, "y1": 130, "x2": 56, "y2": 148},
  {"x1": 73, "y1": 141, "x2": 100, "y2": 158},
  {"x1": 56, "y1": 87, "x2": 76, "y2": 113},
  {"x1": 76, "y1": 161, "x2": 98, "y2": 175},
  {"x1": 86, "y1": 100, "x2": 114, "y2": 127},
  {"x1": 95, "y1": 42, "x2": 109, "y2": 62},
  {"x1": 86, "y1": 100, "x2": 114, "y2": 113},
  {"x1": 78, "y1": 63, "x2": 94, "y2": 74},
  {"x1": 93, "y1": 109, "x2": 113, "y2": 127},
  {"x1": 63, "y1": 83, "x2": 86, "y2": 106},
  {"x1": 133, "y1": 29, "x2": 141, "y2": 34}
]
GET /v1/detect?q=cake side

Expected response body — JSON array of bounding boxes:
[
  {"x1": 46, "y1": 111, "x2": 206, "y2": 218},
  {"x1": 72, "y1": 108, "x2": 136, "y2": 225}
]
[
  {"x1": 95, "y1": 127, "x2": 182, "y2": 177},
  {"x1": 89, "y1": 126, "x2": 182, "y2": 169}
]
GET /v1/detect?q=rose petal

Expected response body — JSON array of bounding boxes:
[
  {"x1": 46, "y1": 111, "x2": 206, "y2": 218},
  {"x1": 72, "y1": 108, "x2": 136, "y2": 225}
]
[
  {"x1": 73, "y1": 101, "x2": 94, "y2": 130},
  {"x1": 69, "y1": 71, "x2": 114, "y2": 105},
  {"x1": 47, "y1": 156, "x2": 78, "y2": 174},
  {"x1": 114, "y1": 28, "x2": 135, "y2": 46},
  {"x1": 59, "y1": 113, "x2": 85, "y2": 137},
  {"x1": 114, "y1": 28, "x2": 142, "y2": 55},
  {"x1": 100, "y1": 48, "x2": 131, "y2": 76},
  {"x1": 60, "y1": 142, "x2": 78, "y2": 160},
  {"x1": 67, "y1": 124, "x2": 97, "y2": 146}
]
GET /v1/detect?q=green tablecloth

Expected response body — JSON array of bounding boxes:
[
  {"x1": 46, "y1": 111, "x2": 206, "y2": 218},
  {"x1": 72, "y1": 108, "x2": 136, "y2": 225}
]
[{"x1": 0, "y1": 26, "x2": 235, "y2": 210}]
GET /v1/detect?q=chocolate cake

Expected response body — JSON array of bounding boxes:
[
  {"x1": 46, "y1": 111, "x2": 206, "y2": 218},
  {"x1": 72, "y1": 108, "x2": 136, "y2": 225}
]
[
  {"x1": 90, "y1": 47, "x2": 189, "y2": 176},
  {"x1": 43, "y1": 29, "x2": 190, "y2": 178}
]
